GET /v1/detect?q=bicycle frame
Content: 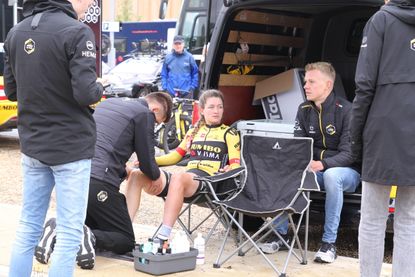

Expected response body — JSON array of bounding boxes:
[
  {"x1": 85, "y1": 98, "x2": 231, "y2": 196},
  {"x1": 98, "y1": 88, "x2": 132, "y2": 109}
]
[
  {"x1": 174, "y1": 101, "x2": 193, "y2": 142},
  {"x1": 158, "y1": 98, "x2": 196, "y2": 154},
  {"x1": 174, "y1": 98, "x2": 194, "y2": 141}
]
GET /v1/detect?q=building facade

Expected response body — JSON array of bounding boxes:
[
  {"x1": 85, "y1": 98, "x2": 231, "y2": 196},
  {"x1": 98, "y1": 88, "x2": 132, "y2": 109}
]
[{"x1": 101, "y1": 0, "x2": 183, "y2": 22}]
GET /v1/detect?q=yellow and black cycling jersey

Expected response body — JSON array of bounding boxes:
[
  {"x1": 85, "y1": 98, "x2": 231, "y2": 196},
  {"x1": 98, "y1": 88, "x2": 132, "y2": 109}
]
[{"x1": 156, "y1": 124, "x2": 240, "y2": 175}]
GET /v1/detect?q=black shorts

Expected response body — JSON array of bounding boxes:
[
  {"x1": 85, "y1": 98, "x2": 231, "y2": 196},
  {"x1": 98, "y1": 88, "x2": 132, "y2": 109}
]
[{"x1": 156, "y1": 168, "x2": 209, "y2": 198}]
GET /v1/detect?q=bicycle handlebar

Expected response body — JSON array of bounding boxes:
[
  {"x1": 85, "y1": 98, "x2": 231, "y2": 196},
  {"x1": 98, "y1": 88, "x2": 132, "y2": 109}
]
[{"x1": 173, "y1": 97, "x2": 195, "y2": 104}]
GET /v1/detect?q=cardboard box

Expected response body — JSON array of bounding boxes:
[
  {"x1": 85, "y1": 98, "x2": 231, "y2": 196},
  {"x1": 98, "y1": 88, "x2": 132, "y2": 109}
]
[{"x1": 253, "y1": 68, "x2": 306, "y2": 123}]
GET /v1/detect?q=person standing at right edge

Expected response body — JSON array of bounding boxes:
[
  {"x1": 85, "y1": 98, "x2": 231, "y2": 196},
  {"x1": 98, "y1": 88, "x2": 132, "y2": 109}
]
[
  {"x1": 350, "y1": 1, "x2": 415, "y2": 276},
  {"x1": 3, "y1": 0, "x2": 104, "y2": 275}
]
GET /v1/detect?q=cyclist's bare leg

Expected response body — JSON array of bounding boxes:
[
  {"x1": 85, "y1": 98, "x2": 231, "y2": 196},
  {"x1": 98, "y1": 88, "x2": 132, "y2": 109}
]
[
  {"x1": 125, "y1": 169, "x2": 166, "y2": 221},
  {"x1": 162, "y1": 172, "x2": 199, "y2": 227}
]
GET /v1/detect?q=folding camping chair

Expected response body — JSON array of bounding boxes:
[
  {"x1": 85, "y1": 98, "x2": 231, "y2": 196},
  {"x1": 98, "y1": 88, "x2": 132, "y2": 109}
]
[
  {"x1": 195, "y1": 133, "x2": 319, "y2": 276},
  {"x1": 152, "y1": 167, "x2": 245, "y2": 243}
]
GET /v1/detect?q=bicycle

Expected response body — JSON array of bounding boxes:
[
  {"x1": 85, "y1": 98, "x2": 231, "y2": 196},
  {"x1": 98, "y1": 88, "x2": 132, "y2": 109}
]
[{"x1": 157, "y1": 97, "x2": 199, "y2": 154}]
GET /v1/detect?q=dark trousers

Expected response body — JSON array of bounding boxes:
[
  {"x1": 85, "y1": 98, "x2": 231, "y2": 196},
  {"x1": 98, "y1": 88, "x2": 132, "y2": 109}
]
[{"x1": 85, "y1": 178, "x2": 135, "y2": 254}]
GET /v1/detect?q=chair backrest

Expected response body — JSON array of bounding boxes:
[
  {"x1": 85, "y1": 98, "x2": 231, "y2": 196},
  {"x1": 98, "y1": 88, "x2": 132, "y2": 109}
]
[{"x1": 221, "y1": 133, "x2": 319, "y2": 217}]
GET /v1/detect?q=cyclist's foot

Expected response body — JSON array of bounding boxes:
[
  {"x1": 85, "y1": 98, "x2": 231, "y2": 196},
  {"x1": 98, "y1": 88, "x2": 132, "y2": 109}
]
[
  {"x1": 76, "y1": 225, "x2": 96, "y2": 270},
  {"x1": 34, "y1": 217, "x2": 57, "y2": 264}
]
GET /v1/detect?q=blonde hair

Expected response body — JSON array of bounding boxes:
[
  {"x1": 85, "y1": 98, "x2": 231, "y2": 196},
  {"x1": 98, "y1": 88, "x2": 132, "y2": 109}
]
[
  {"x1": 305, "y1": 62, "x2": 336, "y2": 82},
  {"x1": 186, "y1": 89, "x2": 225, "y2": 150}
]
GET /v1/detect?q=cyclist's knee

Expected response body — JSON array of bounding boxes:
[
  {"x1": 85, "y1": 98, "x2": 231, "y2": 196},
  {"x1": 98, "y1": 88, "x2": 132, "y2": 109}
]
[{"x1": 169, "y1": 172, "x2": 191, "y2": 190}]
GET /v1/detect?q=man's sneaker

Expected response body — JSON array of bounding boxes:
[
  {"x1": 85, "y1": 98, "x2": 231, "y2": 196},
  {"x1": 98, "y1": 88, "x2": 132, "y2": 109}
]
[
  {"x1": 34, "y1": 218, "x2": 57, "y2": 264},
  {"x1": 76, "y1": 225, "x2": 96, "y2": 270},
  {"x1": 314, "y1": 242, "x2": 337, "y2": 263},
  {"x1": 257, "y1": 233, "x2": 289, "y2": 254}
]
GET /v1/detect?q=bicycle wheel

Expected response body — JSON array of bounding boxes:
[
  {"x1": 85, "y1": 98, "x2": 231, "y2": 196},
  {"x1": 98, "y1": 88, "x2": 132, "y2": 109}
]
[
  {"x1": 154, "y1": 123, "x2": 166, "y2": 151},
  {"x1": 161, "y1": 119, "x2": 181, "y2": 153},
  {"x1": 162, "y1": 115, "x2": 192, "y2": 153}
]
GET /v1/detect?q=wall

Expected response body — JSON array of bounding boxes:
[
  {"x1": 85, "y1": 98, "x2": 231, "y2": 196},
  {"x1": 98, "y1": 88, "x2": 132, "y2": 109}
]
[{"x1": 102, "y1": 0, "x2": 183, "y2": 22}]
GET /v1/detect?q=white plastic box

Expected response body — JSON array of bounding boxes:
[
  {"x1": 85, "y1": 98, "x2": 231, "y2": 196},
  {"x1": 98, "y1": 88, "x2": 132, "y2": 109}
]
[{"x1": 237, "y1": 119, "x2": 295, "y2": 138}]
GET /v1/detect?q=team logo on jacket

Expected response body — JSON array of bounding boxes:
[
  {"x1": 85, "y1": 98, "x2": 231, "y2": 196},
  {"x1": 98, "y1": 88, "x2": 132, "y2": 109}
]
[
  {"x1": 97, "y1": 190, "x2": 108, "y2": 202},
  {"x1": 410, "y1": 39, "x2": 415, "y2": 51},
  {"x1": 24, "y1": 38, "x2": 35, "y2": 54},
  {"x1": 82, "y1": 41, "x2": 96, "y2": 58},
  {"x1": 86, "y1": 40, "x2": 94, "y2": 50},
  {"x1": 361, "y1": 36, "x2": 367, "y2": 48},
  {"x1": 325, "y1": 124, "x2": 336, "y2": 135}
]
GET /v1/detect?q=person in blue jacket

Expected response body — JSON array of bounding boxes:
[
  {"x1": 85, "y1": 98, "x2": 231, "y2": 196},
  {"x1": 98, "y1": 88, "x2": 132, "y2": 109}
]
[{"x1": 161, "y1": 35, "x2": 199, "y2": 99}]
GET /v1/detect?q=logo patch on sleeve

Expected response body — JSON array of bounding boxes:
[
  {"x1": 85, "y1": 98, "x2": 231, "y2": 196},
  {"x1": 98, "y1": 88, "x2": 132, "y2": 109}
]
[
  {"x1": 86, "y1": 40, "x2": 94, "y2": 50},
  {"x1": 410, "y1": 38, "x2": 415, "y2": 51}
]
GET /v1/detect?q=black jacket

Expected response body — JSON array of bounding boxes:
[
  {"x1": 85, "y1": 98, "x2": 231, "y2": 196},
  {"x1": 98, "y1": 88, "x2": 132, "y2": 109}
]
[
  {"x1": 294, "y1": 92, "x2": 359, "y2": 172},
  {"x1": 350, "y1": 0, "x2": 415, "y2": 186},
  {"x1": 3, "y1": 0, "x2": 103, "y2": 165},
  {"x1": 91, "y1": 98, "x2": 160, "y2": 188}
]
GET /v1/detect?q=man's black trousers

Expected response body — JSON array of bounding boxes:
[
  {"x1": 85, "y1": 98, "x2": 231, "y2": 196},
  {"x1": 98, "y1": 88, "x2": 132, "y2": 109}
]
[{"x1": 85, "y1": 178, "x2": 135, "y2": 254}]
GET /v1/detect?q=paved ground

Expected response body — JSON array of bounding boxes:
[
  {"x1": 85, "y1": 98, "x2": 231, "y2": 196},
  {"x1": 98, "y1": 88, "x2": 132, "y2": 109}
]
[{"x1": 0, "y1": 204, "x2": 393, "y2": 277}]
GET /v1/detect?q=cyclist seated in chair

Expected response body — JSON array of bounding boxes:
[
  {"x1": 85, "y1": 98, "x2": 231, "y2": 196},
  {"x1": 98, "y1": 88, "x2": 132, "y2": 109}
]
[{"x1": 125, "y1": 89, "x2": 241, "y2": 241}]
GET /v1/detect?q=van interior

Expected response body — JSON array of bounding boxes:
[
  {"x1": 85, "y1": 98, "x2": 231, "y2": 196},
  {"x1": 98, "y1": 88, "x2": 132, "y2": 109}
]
[{"x1": 203, "y1": 1, "x2": 382, "y2": 124}]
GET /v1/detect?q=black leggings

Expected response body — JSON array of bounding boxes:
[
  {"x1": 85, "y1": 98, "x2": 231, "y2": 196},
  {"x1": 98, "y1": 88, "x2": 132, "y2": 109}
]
[{"x1": 85, "y1": 178, "x2": 135, "y2": 254}]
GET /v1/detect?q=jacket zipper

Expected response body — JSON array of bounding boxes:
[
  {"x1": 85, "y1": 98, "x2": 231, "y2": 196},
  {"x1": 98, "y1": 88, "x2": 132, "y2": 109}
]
[{"x1": 318, "y1": 107, "x2": 327, "y2": 160}]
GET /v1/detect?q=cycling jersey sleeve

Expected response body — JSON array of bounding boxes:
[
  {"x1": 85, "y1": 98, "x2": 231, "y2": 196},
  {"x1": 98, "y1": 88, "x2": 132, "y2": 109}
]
[
  {"x1": 225, "y1": 127, "x2": 241, "y2": 169},
  {"x1": 155, "y1": 128, "x2": 193, "y2": 166},
  {"x1": 155, "y1": 151, "x2": 183, "y2": 166}
]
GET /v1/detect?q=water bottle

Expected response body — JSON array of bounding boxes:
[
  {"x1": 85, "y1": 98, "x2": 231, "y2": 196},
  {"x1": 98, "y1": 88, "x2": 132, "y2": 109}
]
[
  {"x1": 171, "y1": 231, "x2": 190, "y2": 253},
  {"x1": 194, "y1": 233, "x2": 205, "y2": 265},
  {"x1": 141, "y1": 239, "x2": 153, "y2": 264},
  {"x1": 152, "y1": 238, "x2": 161, "y2": 254},
  {"x1": 181, "y1": 231, "x2": 190, "y2": 253}
]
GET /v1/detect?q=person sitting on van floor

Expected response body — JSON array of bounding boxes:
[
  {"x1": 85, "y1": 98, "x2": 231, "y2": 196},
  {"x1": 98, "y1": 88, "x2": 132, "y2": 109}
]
[
  {"x1": 258, "y1": 62, "x2": 360, "y2": 264},
  {"x1": 124, "y1": 89, "x2": 241, "y2": 242},
  {"x1": 161, "y1": 35, "x2": 199, "y2": 99}
]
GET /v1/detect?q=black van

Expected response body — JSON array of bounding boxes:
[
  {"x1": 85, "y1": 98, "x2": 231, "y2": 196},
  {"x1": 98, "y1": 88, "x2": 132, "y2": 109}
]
[{"x1": 200, "y1": 0, "x2": 394, "y2": 230}]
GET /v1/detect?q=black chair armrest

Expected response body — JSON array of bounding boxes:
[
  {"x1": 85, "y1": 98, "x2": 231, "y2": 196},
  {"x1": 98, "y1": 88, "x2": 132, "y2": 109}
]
[{"x1": 193, "y1": 167, "x2": 245, "y2": 183}]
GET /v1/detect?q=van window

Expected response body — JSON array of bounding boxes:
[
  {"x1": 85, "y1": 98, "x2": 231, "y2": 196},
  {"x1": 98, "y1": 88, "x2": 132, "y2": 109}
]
[{"x1": 182, "y1": 12, "x2": 206, "y2": 53}]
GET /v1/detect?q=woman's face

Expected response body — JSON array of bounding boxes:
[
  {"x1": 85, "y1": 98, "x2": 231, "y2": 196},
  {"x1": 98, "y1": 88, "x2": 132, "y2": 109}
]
[{"x1": 200, "y1": 97, "x2": 224, "y2": 125}]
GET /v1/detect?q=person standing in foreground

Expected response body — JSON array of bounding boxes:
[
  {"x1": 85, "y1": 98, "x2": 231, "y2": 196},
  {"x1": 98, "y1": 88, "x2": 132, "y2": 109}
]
[
  {"x1": 85, "y1": 93, "x2": 172, "y2": 257},
  {"x1": 161, "y1": 35, "x2": 199, "y2": 99},
  {"x1": 293, "y1": 62, "x2": 360, "y2": 263},
  {"x1": 3, "y1": 0, "x2": 104, "y2": 275},
  {"x1": 350, "y1": 1, "x2": 415, "y2": 276}
]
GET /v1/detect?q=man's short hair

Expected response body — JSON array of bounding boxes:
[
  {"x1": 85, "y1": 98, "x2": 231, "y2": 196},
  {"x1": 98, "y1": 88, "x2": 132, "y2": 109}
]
[
  {"x1": 145, "y1": 92, "x2": 173, "y2": 123},
  {"x1": 305, "y1": 62, "x2": 336, "y2": 82}
]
